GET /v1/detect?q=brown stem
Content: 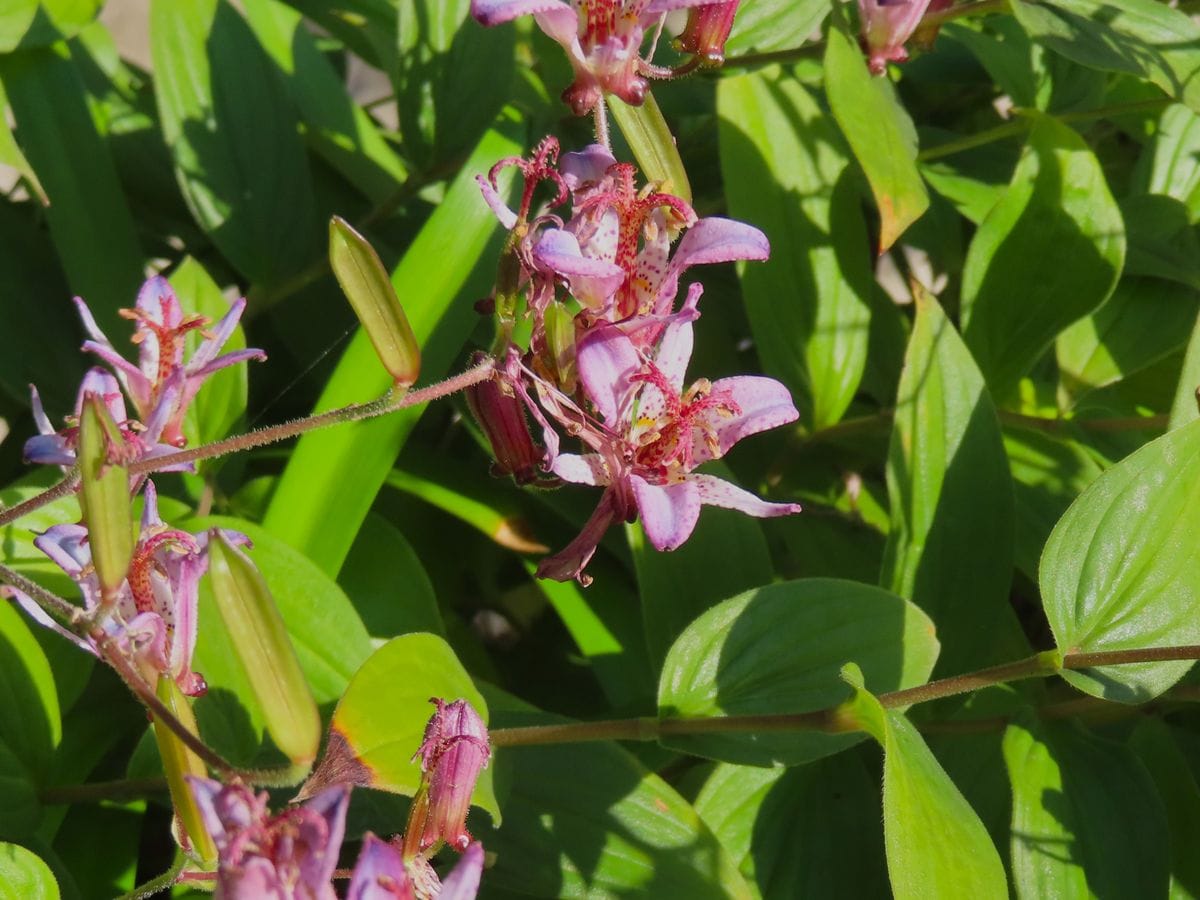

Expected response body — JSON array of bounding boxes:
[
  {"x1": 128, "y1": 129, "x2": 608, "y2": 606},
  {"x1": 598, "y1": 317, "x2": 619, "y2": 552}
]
[
  {"x1": 0, "y1": 562, "x2": 86, "y2": 625},
  {"x1": 0, "y1": 470, "x2": 80, "y2": 528},
  {"x1": 41, "y1": 776, "x2": 168, "y2": 805}
]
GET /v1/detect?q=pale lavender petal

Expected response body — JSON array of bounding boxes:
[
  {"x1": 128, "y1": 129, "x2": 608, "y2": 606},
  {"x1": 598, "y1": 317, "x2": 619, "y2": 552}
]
[
  {"x1": 690, "y1": 473, "x2": 803, "y2": 518},
  {"x1": 4, "y1": 587, "x2": 95, "y2": 656},
  {"x1": 347, "y1": 834, "x2": 415, "y2": 900},
  {"x1": 141, "y1": 479, "x2": 162, "y2": 530},
  {"x1": 190, "y1": 347, "x2": 268, "y2": 381},
  {"x1": 120, "y1": 611, "x2": 171, "y2": 679},
  {"x1": 188, "y1": 296, "x2": 255, "y2": 370},
  {"x1": 534, "y1": 7, "x2": 588, "y2": 58},
  {"x1": 651, "y1": 286, "x2": 700, "y2": 392},
  {"x1": 552, "y1": 453, "x2": 610, "y2": 486},
  {"x1": 631, "y1": 476, "x2": 701, "y2": 551},
  {"x1": 29, "y1": 385, "x2": 53, "y2": 435},
  {"x1": 646, "y1": 0, "x2": 724, "y2": 12},
  {"x1": 78, "y1": 367, "x2": 129, "y2": 423},
  {"x1": 34, "y1": 524, "x2": 91, "y2": 578},
  {"x1": 471, "y1": 0, "x2": 568, "y2": 26},
  {"x1": 23, "y1": 434, "x2": 74, "y2": 467},
  {"x1": 440, "y1": 842, "x2": 485, "y2": 900},
  {"x1": 577, "y1": 325, "x2": 641, "y2": 426},
  {"x1": 297, "y1": 785, "x2": 351, "y2": 886},
  {"x1": 532, "y1": 229, "x2": 626, "y2": 307},
  {"x1": 692, "y1": 375, "x2": 800, "y2": 464},
  {"x1": 136, "y1": 275, "x2": 181, "y2": 325},
  {"x1": 655, "y1": 217, "x2": 769, "y2": 316},
  {"x1": 72, "y1": 296, "x2": 112, "y2": 345},
  {"x1": 536, "y1": 490, "x2": 621, "y2": 584},
  {"x1": 80, "y1": 340, "x2": 148, "y2": 405},
  {"x1": 475, "y1": 174, "x2": 518, "y2": 229},
  {"x1": 561, "y1": 144, "x2": 618, "y2": 193}
]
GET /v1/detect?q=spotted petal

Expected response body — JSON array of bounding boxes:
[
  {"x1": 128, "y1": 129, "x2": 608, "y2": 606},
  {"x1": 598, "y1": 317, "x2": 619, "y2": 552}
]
[
  {"x1": 471, "y1": 0, "x2": 569, "y2": 26},
  {"x1": 690, "y1": 473, "x2": 802, "y2": 518},
  {"x1": 655, "y1": 218, "x2": 769, "y2": 315},
  {"x1": 631, "y1": 475, "x2": 701, "y2": 552},
  {"x1": 691, "y1": 375, "x2": 800, "y2": 464},
  {"x1": 532, "y1": 228, "x2": 625, "y2": 309},
  {"x1": 578, "y1": 324, "x2": 642, "y2": 426}
]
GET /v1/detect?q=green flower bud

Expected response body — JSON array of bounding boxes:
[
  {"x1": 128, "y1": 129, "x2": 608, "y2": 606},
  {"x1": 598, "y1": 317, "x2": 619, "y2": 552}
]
[
  {"x1": 152, "y1": 675, "x2": 217, "y2": 865},
  {"x1": 77, "y1": 393, "x2": 134, "y2": 605},
  {"x1": 205, "y1": 531, "x2": 321, "y2": 766},
  {"x1": 329, "y1": 216, "x2": 421, "y2": 388}
]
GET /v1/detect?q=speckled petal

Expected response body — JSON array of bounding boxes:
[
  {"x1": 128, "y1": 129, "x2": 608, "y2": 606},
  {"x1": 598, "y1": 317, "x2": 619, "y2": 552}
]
[
  {"x1": 631, "y1": 475, "x2": 701, "y2": 551},
  {"x1": 690, "y1": 473, "x2": 802, "y2": 518}
]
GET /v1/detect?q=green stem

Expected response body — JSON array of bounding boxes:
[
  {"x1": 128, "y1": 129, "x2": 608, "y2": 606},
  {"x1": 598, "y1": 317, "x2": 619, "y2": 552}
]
[
  {"x1": 491, "y1": 646, "x2": 1200, "y2": 749},
  {"x1": 117, "y1": 854, "x2": 186, "y2": 900},
  {"x1": 921, "y1": 0, "x2": 1009, "y2": 29},
  {"x1": 41, "y1": 777, "x2": 168, "y2": 805}
]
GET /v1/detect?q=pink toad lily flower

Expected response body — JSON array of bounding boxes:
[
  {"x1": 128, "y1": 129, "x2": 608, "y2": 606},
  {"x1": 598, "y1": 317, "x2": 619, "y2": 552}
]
[
  {"x1": 408, "y1": 699, "x2": 491, "y2": 855},
  {"x1": 537, "y1": 295, "x2": 801, "y2": 583},
  {"x1": 7, "y1": 481, "x2": 233, "y2": 696},
  {"x1": 348, "y1": 834, "x2": 484, "y2": 900},
  {"x1": 675, "y1": 1, "x2": 741, "y2": 66},
  {"x1": 471, "y1": 0, "x2": 716, "y2": 114},
  {"x1": 188, "y1": 778, "x2": 349, "y2": 900},
  {"x1": 75, "y1": 275, "x2": 266, "y2": 448},
  {"x1": 24, "y1": 368, "x2": 187, "y2": 470},
  {"x1": 858, "y1": 0, "x2": 951, "y2": 74}
]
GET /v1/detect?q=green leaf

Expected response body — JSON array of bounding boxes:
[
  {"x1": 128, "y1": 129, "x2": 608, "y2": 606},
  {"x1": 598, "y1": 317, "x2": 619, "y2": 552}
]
[
  {"x1": 718, "y1": 68, "x2": 874, "y2": 430},
  {"x1": 0, "y1": 1, "x2": 100, "y2": 52},
  {"x1": 340, "y1": 513, "x2": 443, "y2": 639},
  {"x1": 0, "y1": 843, "x2": 59, "y2": 900},
  {"x1": 825, "y1": 21, "x2": 929, "y2": 251},
  {"x1": 695, "y1": 751, "x2": 889, "y2": 898},
  {"x1": 261, "y1": 123, "x2": 520, "y2": 576},
  {"x1": 0, "y1": 43, "x2": 144, "y2": 334},
  {"x1": 396, "y1": 0, "x2": 514, "y2": 170},
  {"x1": 299, "y1": 633, "x2": 500, "y2": 827},
  {"x1": 1058, "y1": 276, "x2": 1199, "y2": 396},
  {"x1": 658, "y1": 578, "x2": 939, "y2": 766},
  {"x1": 484, "y1": 688, "x2": 753, "y2": 899},
  {"x1": 608, "y1": 92, "x2": 692, "y2": 204},
  {"x1": 0, "y1": 84, "x2": 45, "y2": 204},
  {"x1": 0, "y1": 603, "x2": 61, "y2": 782},
  {"x1": 1040, "y1": 420, "x2": 1200, "y2": 702},
  {"x1": 1132, "y1": 104, "x2": 1200, "y2": 219},
  {"x1": 961, "y1": 115, "x2": 1125, "y2": 398},
  {"x1": 240, "y1": 0, "x2": 407, "y2": 199},
  {"x1": 1119, "y1": 194, "x2": 1200, "y2": 289},
  {"x1": 174, "y1": 258, "x2": 250, "y2": 449},
  {"x1": 185, "y1": 516, "x2": 372, "y2": 763},
  {"x1": 1129, "y1": 718, "x2": 1200, "y2": 899},
  {"x1": 150, "y1": 0, "x2": 318, "y2": 287},
  {"x1": 630, "y1": 463, "x2": 775, "y2": 671},
  {"x1": 1011, "y1": 0, "x2": 1200, "y2": 115},
  {"x1": 1170, "y1": 309, "x2": 1200, "y2": 430},
  {"x1": 724, "y1": 0, "x2": 830, "y2": 56},
  {"x1": 882, "y1": 292, "x2": 1026, "y2": 674},
  {"x1": 1003, "y1": 715, "x2": 1169, "y2": 899},
  {"x1": 843, "y1": 670, "x2": 1007, "y2": 900}
]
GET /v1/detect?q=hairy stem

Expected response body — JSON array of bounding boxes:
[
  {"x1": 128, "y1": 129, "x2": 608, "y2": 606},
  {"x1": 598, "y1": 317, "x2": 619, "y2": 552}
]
[
  {"x1": 117, "y1": 854, "x2": 186, "y2": 900},
  {"x1": 491, "y1": 645, "x2": 1200, "y2": 748},
  {"x1": 0, "y1": 469, "x2": 80, "y2": 528}
]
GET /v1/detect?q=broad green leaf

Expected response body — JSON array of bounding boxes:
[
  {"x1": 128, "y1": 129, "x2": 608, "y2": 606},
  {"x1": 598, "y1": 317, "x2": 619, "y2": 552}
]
[
  {"x1": 1003, "y1": 715, "x2": 1169, "y2": 899},
  {"x1": 719, "y1": 68, "x2": 874, "y2": 429},
  {"x1": 882, "y1": 292, "x2": 1026, "y2": 674},
  {"x1": 843, "y1": 669, "x2": 1007, "y2": 900},
  {"x1": 150, "y1": 0, "x2": 319, "y2": 287},
  {"x1": 484, "y1": 688, "x2": 753, "y2": 899},
  {"x1": 299, "y1": 633, "x2": 500, "y2": 826},
  {"x1": 1119, "y1": 195, "x2": 1200, "y2": 289},
  {"x1": 241, "y1": 0, "x2": 407, "y2": 199},
  {"x1": 0, "y1": 43, "x2": 144, "y2": 335},
  {"x1": 1058, "y1": 277, "x2": 1199, "y2": 396},
  {"x1": 1132, "y1": 104, "x2": 1200, "y2": 220},
  {"x1": 1129, "y1": 718, "x2": 1200, "y2": 899},
  {"x1": 262, "y1": 123, "x2": 520, "y2": 575},
  {"x1": 630, "y1": 462, "x2": 775, "y2": 670},
  {"x1": 340, "y1": 513, "x2": 443, "y2": 639},
  {"x1": 0, "y1": 84, "x2": 45, "y2": 204},
  {"x1": 825, "y1": 21, "x2": 929, "y2": 251},
  {"x1": 961, "y1": 115, "x2": 1125, "y2": 398},
  {"x1": 1040, "y1": 419, "x2": 1200, "y2": 702},
  {"x1": 724, "y1": 0, "x2": 830, "y2": 56},
  {"x1": 658, "y1": 578, "x2": 939, "y2": 766},
  {"x1": 0, "y1": 843, "x2": 58, "y2": 900},
  {"x1": 186, "y1": 516, "x2": 372, "y2": 763},
  {"x1": 1011, "y1": 0, "x2": 1200, "y2": 115},
  {"x1": 695, "y1": 751, "x2": 888, "y2": 898},
  {"x1": 1170, "y1": 310, "x2": 1200, "y2": 430},
  {"x1": 0, "y1": 603, "x2": 60, "y2": 782},
  {"x1": 396, "y1": 0, "x2": 513, "y2": 170},
  {"x1": 0, "y1": 1, "x2": 99, "y2": 52},
  {"x1": 1004, "y1": 425, "x2": 1104, "y2": 577},
  {"x1": 174, "y1": 257, "x2": 250, "y2": 449},
  {"x1": 279, "y1": 0, "x2": 397, "y2": 71}
]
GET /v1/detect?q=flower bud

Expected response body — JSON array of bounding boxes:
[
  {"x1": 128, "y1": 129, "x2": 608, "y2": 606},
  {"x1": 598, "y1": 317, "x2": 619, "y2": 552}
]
[
  {"x1": 675, "y1": 1, "x2": 741, "y2": 66},
  {"x1": 77, "y1": 392, "x2": 134, "y2": 605},
  {"x1": 152, "y1": 675, "x2": 217, "y2": 864},
  {"x1": 329, "y1": 216, "x2": 421, "y2": 388},
  {"x1": 464, "y1": 360, "x2": 543, "y2": 486},
  {"x1": 542, "y1": 302, "x2": 577, "y2": 394},
  {"x1": 406, "y1": 698, "x2": 491, "y2": 854},
  {"x1": 205, "y1": 531, "x2": 321, "y2": 766}
]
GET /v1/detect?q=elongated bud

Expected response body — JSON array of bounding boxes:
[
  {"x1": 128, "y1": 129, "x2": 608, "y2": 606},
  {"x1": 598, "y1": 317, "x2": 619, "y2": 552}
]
[
  {"x1": 78, "y1": 393, "x2": 133, "y2": 605},
  {"x1": 152, "y1": 675, "x2": 217, "y2": 865},
  {"x1": 675, "y1": 1, "x2": 741, "y2": 66},
  {"x1": 405, "y1": 698, "x2": 490, "y2": 854},
  {"x1": 542, "y1": 303, "x2": 577, "y2": 393},
  {"x1": 329, "y1": 216, "x2": 421, "y2": 387},
  {"x1": 464, "y1": 359, "x2": 542, "y2": 485},
  {"x1": 205, "y1": 531, "x2": 320, "y2": 766}
]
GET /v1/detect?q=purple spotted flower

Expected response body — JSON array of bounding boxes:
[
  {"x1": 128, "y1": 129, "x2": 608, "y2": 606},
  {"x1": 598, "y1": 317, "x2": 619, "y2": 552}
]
[
  {"x1": 187, "y1": 778, "x2": 350, "y2": 900},
  {"x1": 409, "y1": 699, "x2": 491, "y2": 855},
  {"x1": 471, "y1": 0, "x2": 715, "y2": 114},
  {"x1": 76, "y1": 275, "x2": 265, "y2": 448},
  {"x1": 537, "y1": 293, "x2": 802, "y2": 583},
  {"x1": 347, "y1": 834, "x2": 484, "y2": 900}
]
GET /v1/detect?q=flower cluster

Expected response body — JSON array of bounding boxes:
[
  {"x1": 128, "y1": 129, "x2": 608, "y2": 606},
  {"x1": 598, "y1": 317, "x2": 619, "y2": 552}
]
[
  {"x1": 25, "y1": 275, "x2": 265, "y2": 468},
  {"x1": 470, "y1": 139, "x2": 801, "y2": 584},
  {"x1": 187, "y1": 698, "x2": 490, "y2": 899}
]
